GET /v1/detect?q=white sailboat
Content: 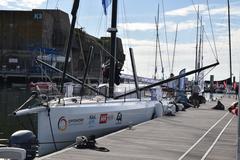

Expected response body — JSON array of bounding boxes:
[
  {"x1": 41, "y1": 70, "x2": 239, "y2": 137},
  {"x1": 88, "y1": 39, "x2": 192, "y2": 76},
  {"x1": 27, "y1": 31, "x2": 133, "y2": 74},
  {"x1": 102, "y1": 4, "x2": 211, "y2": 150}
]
[
  {"x1": 15, "y1": 97, "x2": 161, "y2": 156},
  {"x1": 12, "y1": 0, "x2": 162, "y2": 156}
]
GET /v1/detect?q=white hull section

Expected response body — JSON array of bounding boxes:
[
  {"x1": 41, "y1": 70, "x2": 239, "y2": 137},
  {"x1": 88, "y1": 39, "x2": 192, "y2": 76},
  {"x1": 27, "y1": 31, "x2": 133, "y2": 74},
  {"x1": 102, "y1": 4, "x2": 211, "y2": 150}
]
[{"x1": 36, "y1": 98, "x2": 162, "y2": 156}]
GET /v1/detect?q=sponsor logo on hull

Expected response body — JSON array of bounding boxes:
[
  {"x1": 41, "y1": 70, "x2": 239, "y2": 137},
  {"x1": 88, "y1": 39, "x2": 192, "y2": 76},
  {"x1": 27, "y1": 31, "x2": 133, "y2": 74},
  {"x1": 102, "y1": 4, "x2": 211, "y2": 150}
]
[
  {"x1": 58, "y1": 116, "x2": 68, "y2": 131},
  {"x1": 88, "y1": 114, "x2": 96, "y2": 127},
  {"x1": 116, "y1": 112, "x2": 122, "y2": 124},
  {"x1": 99, "y1": 114, "x2": 108, "y2": 124},
  {"x1": 58, "y1": 116, "x2": 84, "y2": 131}
]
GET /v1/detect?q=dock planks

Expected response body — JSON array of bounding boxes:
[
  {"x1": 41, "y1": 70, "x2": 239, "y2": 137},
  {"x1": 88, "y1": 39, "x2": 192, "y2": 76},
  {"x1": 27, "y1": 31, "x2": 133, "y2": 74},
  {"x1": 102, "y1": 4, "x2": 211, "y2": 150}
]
[{"x1": 39, "y1": 97, "x2": 237, "y2": 160}]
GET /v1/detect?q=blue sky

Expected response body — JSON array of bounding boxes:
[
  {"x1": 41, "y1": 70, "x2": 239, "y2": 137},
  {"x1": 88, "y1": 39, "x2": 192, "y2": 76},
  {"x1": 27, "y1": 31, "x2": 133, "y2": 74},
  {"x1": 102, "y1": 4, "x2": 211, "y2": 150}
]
[{"x1": 1, "y1": 0, "x2": 240, "y2": 81}]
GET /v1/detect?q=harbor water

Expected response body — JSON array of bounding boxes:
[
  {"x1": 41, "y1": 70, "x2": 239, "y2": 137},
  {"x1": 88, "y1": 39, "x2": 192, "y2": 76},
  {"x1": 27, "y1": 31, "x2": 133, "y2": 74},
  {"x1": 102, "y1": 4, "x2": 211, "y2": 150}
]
[{"x1": 0, "y1": 84, "x2": 34, "y2": 139}]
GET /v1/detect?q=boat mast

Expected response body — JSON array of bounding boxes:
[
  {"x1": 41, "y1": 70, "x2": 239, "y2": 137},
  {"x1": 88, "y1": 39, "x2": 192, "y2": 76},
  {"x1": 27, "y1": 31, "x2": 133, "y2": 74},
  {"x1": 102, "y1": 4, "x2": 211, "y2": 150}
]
[
  {"x1": 154, "y1": 4, "x2": 160, "y2": 80},
  {"x1": 129, "y1": 48, "x2": 140, "y2": 99},
  {"x1": 227, "y1": 0, "x2": 232, "y2": 84},
  {"x1": 108, "y1": 0, "x2": 118, "y2": 98},
  {"x1": 171, "y1": 24, "x2": 178, "y2": 74},
  {"x1": 60, "y1": 0, "x2": 79, "y2": 93},
  {"x1": 195, "y1": 6, "x2": 199, "y2": 82},
  {"x1": 198, "y1": 17, "x2": 203, "y2": 71}
]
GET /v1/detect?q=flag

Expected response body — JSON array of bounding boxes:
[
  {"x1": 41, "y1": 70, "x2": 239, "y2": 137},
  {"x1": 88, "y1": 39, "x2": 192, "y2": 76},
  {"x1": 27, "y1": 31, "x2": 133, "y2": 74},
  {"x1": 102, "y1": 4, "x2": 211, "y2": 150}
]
[
  {"x1": 223, "y1": 81, "x2": 227, "y2": 89},
  {"x1": 102, "y1": 0, "x2": 111, "y2": 15},
  {"x1": 178, "y1": 68, "x2": 186, "y2": 92},
  {"x1": 233, "y1": 82, "x2": 237, "y2": 90},
  {"x1": 198, "y1": 71, "x2": 204, "y2": 93}
]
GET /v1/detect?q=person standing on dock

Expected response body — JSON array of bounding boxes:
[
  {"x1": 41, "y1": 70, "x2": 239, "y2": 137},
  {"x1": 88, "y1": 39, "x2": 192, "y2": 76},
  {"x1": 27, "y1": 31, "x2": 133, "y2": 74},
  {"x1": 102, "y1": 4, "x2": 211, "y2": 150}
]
[
  {"x1": 191, "y1": 81, "x2": 201, "y2": 108},
  {"x1": 235, "y1": 83, "x2": 239, "y2": 100},
  {"x1": 166, "y1": 73, "x2": 177, "y2": 97}
]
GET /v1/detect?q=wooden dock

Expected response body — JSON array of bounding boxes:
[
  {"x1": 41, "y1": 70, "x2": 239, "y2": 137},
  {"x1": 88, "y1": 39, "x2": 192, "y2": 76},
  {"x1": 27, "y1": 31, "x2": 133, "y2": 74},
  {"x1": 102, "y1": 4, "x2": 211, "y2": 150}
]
[{"x1": 39, "y1": 96, "x2": 238, "y2": 160}]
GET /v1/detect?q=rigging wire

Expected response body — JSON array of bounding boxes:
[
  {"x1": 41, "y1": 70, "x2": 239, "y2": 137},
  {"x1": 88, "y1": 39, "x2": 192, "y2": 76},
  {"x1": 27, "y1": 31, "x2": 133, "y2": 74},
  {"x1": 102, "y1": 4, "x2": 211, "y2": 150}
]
[
  {"x1": 83, "y1": 32, "x2": 130, "y2": 73},
  {"x1": 75, "y1": 26, "x2": 86, "y2": 68},
  {"x1": 55, "y1": 0, "x2": 61, "y2": 9},
  {"x1": 36, "y1": 57, "x2": 61, "y2": 95},
  {"x1": 190, "y1": 0, "x2": 218, "y2": 61},
  {"x1": 162, "y1": 0, "x2": 171, "y2": 74},
  {"x1": 94, "y1": 0, "x2": 106, "y2": 37},
  {"x1": 96, "y1": 12, "x2": 104, "y2": 37},
  {"x1": 171, "y1": 24, "x2": 178, "y2": 74},
  {"x1": 117, "y1": 0, "x2": 139, "y2": 74},
  {"x1": 154, "y1": 3, "x2": 164, "y2": 80},
  {"x1": 46, "y1": 0, "x2": 49, "y2": 9},
  {"x1": 191, "y1": 0, "x2": 197, "y2": 12},
  {"x1": 206, "y1": 0, "x2": 218, "y2": 60},
  {"x1": 119, "y1": 0, "x2": 135, "y2": 74},
  {"x1": 122, "y1": 0, "x2": 131, "y2": 47},
  {"x1": 198, "y1": 65, "x2": 217, "y2": 82},
  {"x1": 203, "y1": 28, "x2": 218, "y2": 61},
  {"x1": 190, "y1": 0, "x2": 219, "y2": 83},
  {"x1": 47, "y1": 108, "x2": 58, "y2": 151},
  {"x1": 119, "y1": 0, "x2": 131, "y2": 74}
]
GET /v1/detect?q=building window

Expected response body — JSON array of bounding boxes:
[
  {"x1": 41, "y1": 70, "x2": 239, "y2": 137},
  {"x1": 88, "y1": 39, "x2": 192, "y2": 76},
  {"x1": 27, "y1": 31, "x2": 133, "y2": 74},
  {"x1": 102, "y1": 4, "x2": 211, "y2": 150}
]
[
  {"x1": 33, "y1": 13, "x2": 43, "y2": 20},
  {"x1": 9, "y1": 58, "x2": 18, "y2": 63}
]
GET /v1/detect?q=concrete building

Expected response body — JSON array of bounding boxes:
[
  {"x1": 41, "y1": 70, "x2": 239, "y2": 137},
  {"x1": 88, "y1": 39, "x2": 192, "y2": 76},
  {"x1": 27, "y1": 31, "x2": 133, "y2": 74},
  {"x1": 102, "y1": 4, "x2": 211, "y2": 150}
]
[{"x1": 0, "y1": 9, "x2": 125, "y2": 84}]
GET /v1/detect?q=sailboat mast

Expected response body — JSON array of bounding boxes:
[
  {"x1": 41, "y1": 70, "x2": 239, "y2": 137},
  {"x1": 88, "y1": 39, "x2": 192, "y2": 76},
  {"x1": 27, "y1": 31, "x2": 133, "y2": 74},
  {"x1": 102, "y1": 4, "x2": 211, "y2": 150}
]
[
  {"x1": 198, "y1": 17, "x2": 203, "y2": 71},
  {"x1": 60, "y1": 0, "x2": 79, "y2": 93},
  {"x1": 195, "y1": 6, "x2": 200, "y2": 82},
  {"x1": 108, "y1": 0, "x2": 118, "y2": 98},
  {"x1": 171, "y1": 24, "x2": 178, "y2": 74},
  {"x1": 227, "y1": 0, "x2": 232, "y2": 84},
  {"x1": 154, "y1": 4, "x2": 160, "y2": 80}
]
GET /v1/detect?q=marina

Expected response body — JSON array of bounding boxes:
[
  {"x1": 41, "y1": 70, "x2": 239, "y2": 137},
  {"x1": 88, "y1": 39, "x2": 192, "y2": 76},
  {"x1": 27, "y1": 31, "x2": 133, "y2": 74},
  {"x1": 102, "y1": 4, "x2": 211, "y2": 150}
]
[
  {"x1": 39, "y1": 96, "x2": 237, "y2": 160},
  {"x1": 0, "y1": 0, "x2": 240, "y2": 159}
]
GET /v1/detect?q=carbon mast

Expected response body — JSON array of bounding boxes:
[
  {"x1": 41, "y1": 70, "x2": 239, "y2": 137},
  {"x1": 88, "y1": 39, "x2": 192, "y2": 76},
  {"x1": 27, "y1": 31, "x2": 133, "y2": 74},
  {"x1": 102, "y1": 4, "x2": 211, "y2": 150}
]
[{"x1": 108, "y1": 0, "x2": 118, "y2": 98}]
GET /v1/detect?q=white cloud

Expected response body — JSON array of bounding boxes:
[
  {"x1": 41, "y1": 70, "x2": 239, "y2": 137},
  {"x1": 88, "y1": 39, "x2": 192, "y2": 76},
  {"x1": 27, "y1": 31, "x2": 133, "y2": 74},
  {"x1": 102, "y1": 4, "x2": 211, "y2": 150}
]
[
  {"x1": 165, "y1": 3, "x2": 240, "y2": 17},
  {"x1": 0, "y1": 0, "x2": 8, "y2": 6},
  {"x1": 203, "y1": 6, "x2": 240, "y2": 17},
  {"x1": 118, "y1": 20, "x2": 197, "y2": 33},
  {"x1": 0, "y1": 0, "x2": 46, "y2": 9},
  {"x1": 118, "y1": 23, "x2": 156, "y2": 31},
  {"x1": 215, "y1": 23, "x2": 228, "y2": 28},
  {"x1": 166, "y1": 20, "x2": 197, "y2": 32},
  {"x1": 122, "y1": 38, "x2": 154, "y2": 47},
  {"x1": 166, "y1": 4, "x2": 207, "y2": 17},
  {"x1": 204, "y1": 7, "x2": 227, "y2": 16}
]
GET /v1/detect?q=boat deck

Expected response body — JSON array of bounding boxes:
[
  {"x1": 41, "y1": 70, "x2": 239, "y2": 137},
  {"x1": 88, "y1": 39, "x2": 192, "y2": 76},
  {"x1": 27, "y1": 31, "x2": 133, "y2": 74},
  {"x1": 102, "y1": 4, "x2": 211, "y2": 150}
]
[{"x1": 39, "y1": 96, "x2": 238, "y2": 160}]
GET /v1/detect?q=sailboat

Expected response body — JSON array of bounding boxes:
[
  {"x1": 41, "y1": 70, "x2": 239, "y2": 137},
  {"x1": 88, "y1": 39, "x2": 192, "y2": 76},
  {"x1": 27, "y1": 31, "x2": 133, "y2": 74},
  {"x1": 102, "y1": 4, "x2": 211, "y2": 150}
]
[
  {"x1": 9, "y1": 0, "x2": 219, "y2": 157},
  {"x1": 11, "y1": 0, "x2": 162, "y2": 156}
]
